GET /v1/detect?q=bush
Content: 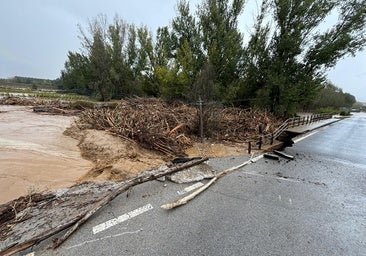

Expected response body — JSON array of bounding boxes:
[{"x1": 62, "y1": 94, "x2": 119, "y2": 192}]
[
  {"x1": 340, "y1": 110, "x2": 351, "y2": 116},
  {"x1": 315, "y1": 107, "x2": 339, "y2": 115}
]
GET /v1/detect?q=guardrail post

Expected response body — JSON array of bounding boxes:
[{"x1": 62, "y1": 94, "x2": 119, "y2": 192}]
[
  {"x1": 258, "y1": 136, "x2": 262, "y2": 150},
  {"x1": 270, "y1": 133, "x2": 274, "y2": 145}
]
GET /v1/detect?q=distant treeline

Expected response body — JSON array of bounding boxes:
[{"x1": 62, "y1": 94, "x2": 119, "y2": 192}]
[{"x1": 0, "y1": 76, "x2": 62, "y2": 89}]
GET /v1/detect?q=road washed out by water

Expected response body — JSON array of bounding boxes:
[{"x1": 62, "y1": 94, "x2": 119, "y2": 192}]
[{"x1": 0, "y1": 105, "x2": 92, "y2": 204}]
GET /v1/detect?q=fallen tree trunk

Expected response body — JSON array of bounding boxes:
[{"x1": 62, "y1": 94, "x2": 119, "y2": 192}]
[
  {"x1": 161, "y1": 155, "x2": 262, "y2": 210},
  {"x1": 1, "y1": 158, "x2": 208, "y2": 255},
  {"x1": 52, "y1": 157, "x2": 209, "y2": 248}
]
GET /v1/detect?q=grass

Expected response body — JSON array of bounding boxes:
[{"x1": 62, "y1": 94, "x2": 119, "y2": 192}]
[{"x1": 0, "y1": 86, "x2": 92, "y2": 101}]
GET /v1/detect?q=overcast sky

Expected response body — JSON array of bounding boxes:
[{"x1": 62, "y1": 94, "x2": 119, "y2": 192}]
[{"x1": 1, "y1": 0, "x2": 365, "y2": 101}]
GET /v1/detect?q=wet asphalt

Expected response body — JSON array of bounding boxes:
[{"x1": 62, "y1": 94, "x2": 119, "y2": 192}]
[{"x1": 23, "y1": 113, "x2": 366, "y2": 256}]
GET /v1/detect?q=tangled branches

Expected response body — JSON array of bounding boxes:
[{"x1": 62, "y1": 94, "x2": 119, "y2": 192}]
[
  {"x1": 76, "y1": 97, "x2": 283, "y2": 156},
  {"x1": 77, "y1": 98, "x2": 197, "y2": 156}
]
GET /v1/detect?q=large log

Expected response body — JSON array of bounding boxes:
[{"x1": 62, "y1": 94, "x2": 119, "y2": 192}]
[{"x1": 52, "y1": 157, "x2": 209, "y2": 248}]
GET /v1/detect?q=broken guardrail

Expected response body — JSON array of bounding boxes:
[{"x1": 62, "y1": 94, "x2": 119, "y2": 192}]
[{"x1": 249, "y1": 113, "x2": 332, "y2": 153}]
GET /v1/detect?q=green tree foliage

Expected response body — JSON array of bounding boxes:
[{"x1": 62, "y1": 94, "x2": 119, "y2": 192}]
[
  {"x1": 89, "y1": 23, "x2": 113, "y2": 101},
  {"x1": 61, "y1": 52, "x2": 92, "y2": 94},
  {"x1": 241, "y1": 0, "x2": 366, "y2": 116},
  {"x1": 61, "y1": 15, "x2": 145, "y2": 100},
  {"x1": 198, "y1": 0, "x2": 245, "y2": 90},
  {"x1": 156, "y1": 0, "x2": 204, "y2": 101},
  {"x1": 0, "y1": 76, "x2": 56, "y2": 89},
  {"x1": 312, "y1": 82, "x2": 356, "y2": 109},
  {"x1": 59, "y1": 0, "x2": 364, "y2": 113}
]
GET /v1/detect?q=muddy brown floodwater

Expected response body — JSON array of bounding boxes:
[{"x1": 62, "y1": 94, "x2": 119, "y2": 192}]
[{"x1": 0, "y1": 105, "x2": 92, "y2": 204}]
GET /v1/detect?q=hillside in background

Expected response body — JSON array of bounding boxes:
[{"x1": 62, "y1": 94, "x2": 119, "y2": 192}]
[{"x1": 0, "y1": 76, "x2": 61, "y2": 90}]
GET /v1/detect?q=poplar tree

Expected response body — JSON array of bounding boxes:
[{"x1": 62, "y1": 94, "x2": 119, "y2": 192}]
[{"x1": 244, "y1": 0, "x2": 366, "y2": 116}]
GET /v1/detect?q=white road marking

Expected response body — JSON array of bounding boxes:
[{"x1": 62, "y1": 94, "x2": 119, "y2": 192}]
[
  {"x1": 92, "y1": 204, "x2": 153, "y2": 234},
  {"x1": 177, "y1": 182, "x2": 204, "y2": 195},
  {"x1": 293, "y1": 131, "x2": 318, "y2": 143},
  {"x1": 244, "y1": 172, "x2": 301, "y2": 183},
  {"x1": 67, "y1": 230, "x2": 142, "y2": 250}
]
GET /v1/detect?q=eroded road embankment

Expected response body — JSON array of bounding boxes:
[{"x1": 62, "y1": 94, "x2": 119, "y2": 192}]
[{"x1": 0, "y1": 106, "x2": 92, "y2": 204}]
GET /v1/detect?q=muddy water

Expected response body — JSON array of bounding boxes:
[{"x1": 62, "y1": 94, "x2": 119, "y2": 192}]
[{"x1": 0, "y1": 106, "x2": 92, "y2": 204}]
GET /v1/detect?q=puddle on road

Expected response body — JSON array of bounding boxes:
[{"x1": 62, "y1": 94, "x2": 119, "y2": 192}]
[{"x1": 0, "y1": 105, "x2": 92, "y2": 204}]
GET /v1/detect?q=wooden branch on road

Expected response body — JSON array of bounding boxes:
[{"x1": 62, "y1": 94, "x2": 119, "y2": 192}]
[
  {"x1": 0, "y1": 158, "x2": 208, "y2": 256},
  {"x1": 161, "y1": 155, "x2": 260, "y2": 210},
  {"x1": 273, "y1": 150, "x2": 294, "y2": 160},
  {"x1": 53, "y1": 157, "x2": 208, "y2": 249}
]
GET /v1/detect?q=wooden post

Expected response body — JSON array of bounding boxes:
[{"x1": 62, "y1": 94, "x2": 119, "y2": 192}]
[
  {"x1": 248, "y1": 141, "x2": 251, "y2": 154},
  {"x1": 270, "y1": 134, "x2": 274, "y2": 145},
  {"x1": 258, "y1": 136, "x2": 262, "y2": 150},
  {"x1": 198, "y1": 97, "x2": 204, "y2": 142}
]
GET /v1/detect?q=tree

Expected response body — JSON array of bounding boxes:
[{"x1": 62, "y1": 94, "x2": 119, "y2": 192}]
[
  {"x1": 236, "y1": 1, "x2": 271, "y2": 107},
  {"x1": 61, "y1": 15, "x2": 147, "y2": 100},
  {"x1": 198, "y1": 0, "x2": 245, "y2": 92},
  {"x1": 61, "y1": 51, "x2": 93, "y2": 95},
  {"x1": 88, "y1": 22, "x2": 113, "y2": 101},
  {"x1": 156, "y1": 0, "x2": 204, "y2": 101},
  {"x1": 311, "y1": 82, "x2": 356, "y2": 109},
  {"x1": 242, "y1": 0, "x2": 366, "y2": 116}
]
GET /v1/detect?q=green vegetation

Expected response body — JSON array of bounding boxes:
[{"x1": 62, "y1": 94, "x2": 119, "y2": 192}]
[
  {"x1": 4, "y1": 0, "x2": 364, "y2": 117},
  {"x1": 0, "y1": 75, "x2": 91, "y2": 101},
  {"x1": 0, "y1": 76, "x2": 60, "y2": 90},
  {"x1": 0, "y1": 86, "x2": 91, "y2": 101},
  {"x1": 311, "y1": 82, "x2": 356, "y2": 111},
  {"x1": 60, "y1": 0, "x2": 366, "y2": 116}
]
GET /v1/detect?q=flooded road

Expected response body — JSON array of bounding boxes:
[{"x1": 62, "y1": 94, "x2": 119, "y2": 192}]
[{"x1": 0, "y1": 106, "x2": 92, "y2": 204}]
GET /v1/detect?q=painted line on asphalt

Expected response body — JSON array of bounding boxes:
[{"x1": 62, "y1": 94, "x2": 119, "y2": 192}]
[
  {"x1": 92, "y1": 204, "x2": 153, "y2": 234},
  {"x1": 177, "y1": 182, "x2": 204, "y2": 195},
  {"x1": 244, "y1": 172, "x2": 301, "y2": 183},
  {"x1": 67, "y1": 229, "x2": 143, "y2": 250},
  {"x1": 293, "y1": 131, "x2": 318, "y2": 143}
]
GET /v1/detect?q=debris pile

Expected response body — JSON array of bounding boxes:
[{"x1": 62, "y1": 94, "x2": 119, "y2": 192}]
[
  {"x1": 0, "y1": 96, "x2": 46, "y2": 106},
  {"x1": 77, "y1": 98, "x2": 197, "y2": 156},
  {"x1": 76, "y1": 98, "x2": 283, "y2": 156},
  {"x1": 0, "y1": 96, "x2": 81, "y2": 115},
  {"x1": 216, "y1": 107, "x2": 283, "y2": 141}
]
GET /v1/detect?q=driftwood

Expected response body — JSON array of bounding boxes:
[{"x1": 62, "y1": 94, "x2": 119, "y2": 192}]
[
  {"x1": 52, "y1": 157, "x2": 208, "y2": 249},
  {"x1": 273, "y1": 150, "x2": 294, "y2": 160},
  {"x1": 161, "y1": 154, "x2": 263, "y2": 210},
  {"x1": 0, "y1": 158, "x2": 208, "y2": 255}
]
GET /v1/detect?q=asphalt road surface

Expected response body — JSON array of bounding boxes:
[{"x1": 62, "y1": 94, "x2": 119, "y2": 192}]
[{"x1": 24, "y1": 113, "x2": 366, "y2": 256}]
